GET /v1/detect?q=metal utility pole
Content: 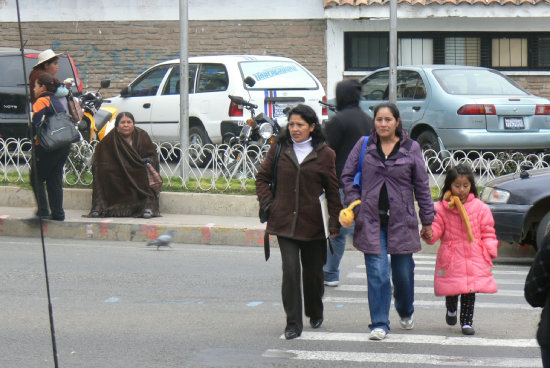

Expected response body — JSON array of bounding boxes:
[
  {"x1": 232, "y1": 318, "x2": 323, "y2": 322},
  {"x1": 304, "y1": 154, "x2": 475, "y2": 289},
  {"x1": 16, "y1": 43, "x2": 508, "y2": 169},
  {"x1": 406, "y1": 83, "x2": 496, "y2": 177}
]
[
  {"x1": 16, "y1": 3, "x2": 59, "y2": 367},
  {"x1": 179, "y1": 0, "x2": 190, "y2": 181},
  {"x1": 389, "y1": 0, "x2": 398, "y2": 104}
]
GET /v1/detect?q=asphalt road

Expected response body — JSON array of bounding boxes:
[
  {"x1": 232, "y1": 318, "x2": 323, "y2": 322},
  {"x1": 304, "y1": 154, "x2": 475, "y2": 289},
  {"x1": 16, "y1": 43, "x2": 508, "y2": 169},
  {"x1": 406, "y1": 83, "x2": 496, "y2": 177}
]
[{"x1": 0, "y1": 236, "x2": 542, "y2": 368}]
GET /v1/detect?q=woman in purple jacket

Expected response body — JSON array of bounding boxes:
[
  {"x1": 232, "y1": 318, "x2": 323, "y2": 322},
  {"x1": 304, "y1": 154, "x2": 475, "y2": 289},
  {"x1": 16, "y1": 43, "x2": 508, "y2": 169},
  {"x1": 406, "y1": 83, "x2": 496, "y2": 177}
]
[{"x1": 341, "y1": 102, "x2": 435, "y2": 341}]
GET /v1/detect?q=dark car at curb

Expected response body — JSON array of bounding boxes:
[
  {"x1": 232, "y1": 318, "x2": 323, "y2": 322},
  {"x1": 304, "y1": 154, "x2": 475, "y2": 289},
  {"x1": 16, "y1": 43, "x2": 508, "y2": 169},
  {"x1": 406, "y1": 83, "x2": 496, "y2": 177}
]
[
  {"x1": 481, "y1": 168, "x2": 550, "y2": 250},
  {"x1": 0, "y1": 47, "x2": 82, "y2": 140}
]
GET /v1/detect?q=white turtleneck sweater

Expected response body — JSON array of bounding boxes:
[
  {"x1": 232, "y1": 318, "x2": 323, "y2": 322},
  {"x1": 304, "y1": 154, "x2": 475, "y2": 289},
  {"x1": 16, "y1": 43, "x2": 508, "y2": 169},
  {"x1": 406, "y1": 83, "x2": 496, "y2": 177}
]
[{"x1": 292, "y1": 137, "x2": 313, "y2": 164}]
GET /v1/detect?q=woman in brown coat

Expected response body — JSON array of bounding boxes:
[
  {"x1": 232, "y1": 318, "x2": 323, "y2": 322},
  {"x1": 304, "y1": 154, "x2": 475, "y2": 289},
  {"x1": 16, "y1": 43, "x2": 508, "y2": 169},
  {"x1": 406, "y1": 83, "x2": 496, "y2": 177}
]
[{"x1": 256, "y1": 104, "x2": 342, "y2": 340}]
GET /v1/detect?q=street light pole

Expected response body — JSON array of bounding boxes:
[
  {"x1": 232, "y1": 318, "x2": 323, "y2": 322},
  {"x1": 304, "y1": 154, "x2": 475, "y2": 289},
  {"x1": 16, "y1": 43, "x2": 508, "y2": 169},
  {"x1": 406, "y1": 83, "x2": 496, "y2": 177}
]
[
  {"x1": 389, "y1": 0, "x2": 397, "y2": 104},
  {"x1": 179, "y1": 0, "x2": 190, "y2": 181}
]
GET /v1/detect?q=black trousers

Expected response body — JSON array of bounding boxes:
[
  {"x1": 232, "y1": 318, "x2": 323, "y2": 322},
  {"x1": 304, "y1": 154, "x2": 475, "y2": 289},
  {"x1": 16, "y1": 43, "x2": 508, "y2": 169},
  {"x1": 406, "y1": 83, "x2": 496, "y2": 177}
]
[
  {"x1": 446, "y1": 293, "x2": 476, "y2": 326},
  {"x1": 277, "y1": 236, "x2": 326, "y2": 334},
  {"x1": 30, "y1": 144, "x2": 70, "y2": 218}
]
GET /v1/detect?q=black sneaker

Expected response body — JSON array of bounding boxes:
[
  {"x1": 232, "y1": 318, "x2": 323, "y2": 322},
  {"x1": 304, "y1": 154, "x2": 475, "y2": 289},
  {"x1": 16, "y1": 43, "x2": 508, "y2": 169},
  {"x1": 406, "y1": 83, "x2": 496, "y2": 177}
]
[{"x1": 446, "y1": 311, "x2": 457, "y2": 326}]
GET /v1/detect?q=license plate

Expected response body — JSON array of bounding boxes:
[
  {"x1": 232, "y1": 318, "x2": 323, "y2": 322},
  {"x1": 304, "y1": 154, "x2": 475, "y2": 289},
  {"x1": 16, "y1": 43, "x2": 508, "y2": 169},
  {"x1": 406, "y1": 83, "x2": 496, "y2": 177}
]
[
  {"x1": 504, "y1": 117, "x2": 525, "y2": 130},
  {"x1": 273, "y1": 103, "x2": 293, "y2": 118}
]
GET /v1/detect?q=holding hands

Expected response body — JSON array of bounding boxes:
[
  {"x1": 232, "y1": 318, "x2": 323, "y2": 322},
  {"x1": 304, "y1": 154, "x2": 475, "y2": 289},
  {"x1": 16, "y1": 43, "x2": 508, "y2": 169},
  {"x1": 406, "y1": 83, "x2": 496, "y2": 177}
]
[{"x1": 420, "y1": 225, "x2": 433, "y2": 241}]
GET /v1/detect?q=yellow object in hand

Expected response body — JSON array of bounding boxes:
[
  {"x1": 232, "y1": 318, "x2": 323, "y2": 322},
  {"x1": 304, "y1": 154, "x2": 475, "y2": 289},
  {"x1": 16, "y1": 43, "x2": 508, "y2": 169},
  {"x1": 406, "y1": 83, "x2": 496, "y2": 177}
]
[{"x1": 339, "y1": 200, "x2": 361, "y2": 227}]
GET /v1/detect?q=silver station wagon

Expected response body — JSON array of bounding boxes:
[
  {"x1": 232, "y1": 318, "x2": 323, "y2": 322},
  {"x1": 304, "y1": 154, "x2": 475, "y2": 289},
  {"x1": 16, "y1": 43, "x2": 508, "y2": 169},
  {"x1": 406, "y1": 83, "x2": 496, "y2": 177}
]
[{"x1": 358, "y1": 65, "x2": 550, "y2": 153}]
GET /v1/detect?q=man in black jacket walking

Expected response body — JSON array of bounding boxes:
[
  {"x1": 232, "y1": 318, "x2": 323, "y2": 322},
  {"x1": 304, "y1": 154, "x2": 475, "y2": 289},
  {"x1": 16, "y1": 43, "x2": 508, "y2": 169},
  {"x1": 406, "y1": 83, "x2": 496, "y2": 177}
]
[
  {"x1": 323, "y1": 79, "x2": 374, "y2": 287},
  {"x1": 525, "y1": 232, "x2": 550, "y2": 368}
]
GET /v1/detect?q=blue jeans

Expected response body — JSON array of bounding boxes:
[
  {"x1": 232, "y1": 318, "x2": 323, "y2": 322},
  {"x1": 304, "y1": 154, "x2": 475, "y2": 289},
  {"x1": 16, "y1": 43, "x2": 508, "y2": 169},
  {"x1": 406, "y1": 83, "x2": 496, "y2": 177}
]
[
  {"x1": 324, "y1": 189, "x2": 353, "y2": 282},
  {"x1": 364, "y1": 225, "x2": 415, "y2": 333}
]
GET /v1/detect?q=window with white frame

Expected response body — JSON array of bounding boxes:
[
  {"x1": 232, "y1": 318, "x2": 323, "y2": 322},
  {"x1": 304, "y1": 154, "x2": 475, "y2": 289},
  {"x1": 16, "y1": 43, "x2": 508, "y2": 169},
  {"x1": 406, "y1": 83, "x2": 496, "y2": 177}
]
[
  {"x1": 537, "y1": 37, "x2": 550, "y2": 67},
  {"x1": 345, "y1": 32, "x2": 388, "y2": 70},
  {"x1": 444, "y1": 37, "x2": 480, "y2": 66},
  {"x1": 398, "y1": 38, "x2": 433, "y2": 65},
  {"x1": 492, "y1": 38, "x2": 528, "y2": 67}
]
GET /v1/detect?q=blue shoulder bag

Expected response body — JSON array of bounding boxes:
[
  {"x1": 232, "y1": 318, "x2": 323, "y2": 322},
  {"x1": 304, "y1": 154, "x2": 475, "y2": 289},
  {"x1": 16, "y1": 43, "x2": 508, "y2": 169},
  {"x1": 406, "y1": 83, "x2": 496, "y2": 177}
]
[{"x1": 353, "y1": 136, "x2": 369, "y2": 190}]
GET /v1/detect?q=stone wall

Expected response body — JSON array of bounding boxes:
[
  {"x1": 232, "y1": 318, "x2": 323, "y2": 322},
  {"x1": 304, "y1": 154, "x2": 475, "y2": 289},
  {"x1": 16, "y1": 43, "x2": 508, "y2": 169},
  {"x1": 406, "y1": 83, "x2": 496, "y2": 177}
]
[
  {"x1": 513, "y1": 75, "x2": 550, "y2": 99},
  {"x1": 1, "y1": 19, "x2": 327, "y2": 97}
]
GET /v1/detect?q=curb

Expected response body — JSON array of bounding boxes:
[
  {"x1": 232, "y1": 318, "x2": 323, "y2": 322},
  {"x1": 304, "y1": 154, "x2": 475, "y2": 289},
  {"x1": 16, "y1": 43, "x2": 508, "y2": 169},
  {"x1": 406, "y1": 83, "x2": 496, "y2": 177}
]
[{"x1": 1, "y1": 217, "x2": 267, "y2": 246}]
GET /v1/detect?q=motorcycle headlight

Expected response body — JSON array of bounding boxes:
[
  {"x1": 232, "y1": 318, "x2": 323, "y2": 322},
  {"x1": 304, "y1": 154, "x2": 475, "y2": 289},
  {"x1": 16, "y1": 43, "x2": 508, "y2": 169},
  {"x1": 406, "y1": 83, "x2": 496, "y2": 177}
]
[
  {"x1": 259, "y1": 122, "x2": 274, "y2": 139},
  {"x1": 481, "y1": 187, "x2": 510, "y2": 204}
]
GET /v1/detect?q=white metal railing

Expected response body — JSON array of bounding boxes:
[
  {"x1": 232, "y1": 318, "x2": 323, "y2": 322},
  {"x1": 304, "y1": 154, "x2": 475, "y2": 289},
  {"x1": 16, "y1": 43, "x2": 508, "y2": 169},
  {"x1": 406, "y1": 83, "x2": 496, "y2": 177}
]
[{"x1": 1, "y1": 138, "x2": 549, "y2": 192}]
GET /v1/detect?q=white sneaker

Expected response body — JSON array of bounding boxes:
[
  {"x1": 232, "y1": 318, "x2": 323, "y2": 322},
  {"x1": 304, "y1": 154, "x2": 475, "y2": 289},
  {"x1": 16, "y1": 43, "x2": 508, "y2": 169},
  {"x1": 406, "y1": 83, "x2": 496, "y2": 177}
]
[
  {"x1": 324, "y1": 280, "x2": 339, "y2": 287},
  {"x1": 400, "y1": 315, "x2": 414, "y2": 330},
  {"x1": 369, "y1": 328, "x2": 387, "y2": 340}
]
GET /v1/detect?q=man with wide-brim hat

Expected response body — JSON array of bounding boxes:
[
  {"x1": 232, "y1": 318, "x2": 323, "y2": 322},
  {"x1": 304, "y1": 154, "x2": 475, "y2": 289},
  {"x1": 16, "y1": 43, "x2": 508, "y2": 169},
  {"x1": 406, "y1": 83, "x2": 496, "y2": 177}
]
[{"x1": 29, "y1": 49, "x2": 65, "y2": 103}]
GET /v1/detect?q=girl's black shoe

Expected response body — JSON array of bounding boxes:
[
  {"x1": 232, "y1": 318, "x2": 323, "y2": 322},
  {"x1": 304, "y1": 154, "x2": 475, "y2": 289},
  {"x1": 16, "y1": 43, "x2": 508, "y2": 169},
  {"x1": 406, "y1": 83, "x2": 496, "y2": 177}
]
[
  {"x1": 446, "y1": 311, "x2": 457, "y2": 326},
  {"x1": 462, "y1": 325, "x2": 475, "y2": 335}
]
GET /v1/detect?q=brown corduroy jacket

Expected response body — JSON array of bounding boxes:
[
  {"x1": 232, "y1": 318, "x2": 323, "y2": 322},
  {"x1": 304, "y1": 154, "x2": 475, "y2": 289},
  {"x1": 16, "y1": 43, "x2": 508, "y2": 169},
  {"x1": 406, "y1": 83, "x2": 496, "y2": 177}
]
[{"x1": 256, "y1": 140, "x2": 342, "y2": 241}]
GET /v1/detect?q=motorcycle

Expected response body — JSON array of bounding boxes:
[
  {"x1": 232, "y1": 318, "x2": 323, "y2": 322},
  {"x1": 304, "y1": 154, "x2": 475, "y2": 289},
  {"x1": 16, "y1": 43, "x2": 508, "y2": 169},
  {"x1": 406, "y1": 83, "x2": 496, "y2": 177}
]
[
  {"x1": 221, "y1": 93, "x2": 281, "y2": 179},
  {"x1": 78, "y1": 79, "x2": 118, "y2": 142}
]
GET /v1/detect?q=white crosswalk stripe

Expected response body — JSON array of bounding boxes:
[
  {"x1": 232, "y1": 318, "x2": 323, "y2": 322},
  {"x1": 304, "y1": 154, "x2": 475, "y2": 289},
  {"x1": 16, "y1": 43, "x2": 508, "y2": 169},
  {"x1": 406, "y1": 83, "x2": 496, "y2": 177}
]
[
  {"x1": 323, "y1": 297, "x2": 533, "y2": 309},
  {"x1": 346, "y1": 272, "x2": 527, "y2": 284},
  {"x1": 336, "y1": 284, "x2": 525, "y2": 297},
  {"x1": 283, "y1": 331, "x2": 538, "y2": 347},
  {"x1": 263, "y1": 349, "x2": 540, "y2": 367},
  {"x1": 262, "y1": 254, "x2": 540, "y2": 366}
]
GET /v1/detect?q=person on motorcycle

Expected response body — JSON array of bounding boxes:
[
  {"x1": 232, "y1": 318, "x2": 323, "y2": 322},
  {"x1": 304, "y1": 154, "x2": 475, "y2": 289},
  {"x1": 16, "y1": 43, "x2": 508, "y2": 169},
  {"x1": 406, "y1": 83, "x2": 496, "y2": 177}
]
[{"x1": 322, "y1": 79, "x2": 374, "y2": 287}]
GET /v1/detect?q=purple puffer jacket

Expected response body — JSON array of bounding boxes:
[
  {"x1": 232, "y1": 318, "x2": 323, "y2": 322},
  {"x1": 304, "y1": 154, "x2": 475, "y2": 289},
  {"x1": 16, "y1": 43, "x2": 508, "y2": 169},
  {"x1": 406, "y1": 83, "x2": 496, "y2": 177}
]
[{"x1": 341, "y1": 132, "x2": 435, "y2": 254}]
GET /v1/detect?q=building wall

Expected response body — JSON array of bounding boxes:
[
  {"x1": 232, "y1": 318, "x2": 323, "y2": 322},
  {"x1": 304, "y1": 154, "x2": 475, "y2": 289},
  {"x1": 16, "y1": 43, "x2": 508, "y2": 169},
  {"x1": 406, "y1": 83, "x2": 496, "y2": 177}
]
[{"x1": 1, "y1": 19, "x2": 327, "y2": 97}]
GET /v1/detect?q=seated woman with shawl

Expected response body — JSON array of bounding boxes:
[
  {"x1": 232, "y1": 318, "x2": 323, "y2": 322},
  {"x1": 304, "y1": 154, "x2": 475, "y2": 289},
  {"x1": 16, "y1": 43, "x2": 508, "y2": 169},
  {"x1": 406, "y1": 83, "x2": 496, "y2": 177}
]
[{"x1": 89, "y1": 112, "x2": 160, "y2": 218}]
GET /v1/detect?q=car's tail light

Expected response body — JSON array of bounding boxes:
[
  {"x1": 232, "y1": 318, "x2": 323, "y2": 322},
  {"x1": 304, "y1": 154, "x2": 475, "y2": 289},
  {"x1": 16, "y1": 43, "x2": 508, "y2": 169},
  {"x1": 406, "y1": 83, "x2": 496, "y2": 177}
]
[
  {"x1": 67, "y1": 54, "x2": 83, "y2": 93},
  {"x1": 457, "y1": 104, "x2": 496, "y2": 115},
  {"x1": 321, "y1": 95, "x2": 328, "y2": 116},
  {"x1": 228, "y1": 101, "x2": 243, "y2": 117},
  {"x1": 535, "y1": 105, "x2": 550, "y2": 115}
]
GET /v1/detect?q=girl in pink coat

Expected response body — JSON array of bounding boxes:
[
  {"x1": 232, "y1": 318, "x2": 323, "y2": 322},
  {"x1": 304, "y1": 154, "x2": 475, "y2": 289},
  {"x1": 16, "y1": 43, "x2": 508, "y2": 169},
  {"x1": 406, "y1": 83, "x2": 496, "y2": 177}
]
[{"x1": 422, "y1": 164, "x2": 498, "y2": 336}]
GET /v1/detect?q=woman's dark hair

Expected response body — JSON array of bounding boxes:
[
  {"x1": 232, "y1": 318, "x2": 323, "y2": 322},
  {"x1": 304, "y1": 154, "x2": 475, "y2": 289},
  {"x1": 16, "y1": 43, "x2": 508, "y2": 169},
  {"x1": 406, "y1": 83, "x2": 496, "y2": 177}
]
[
  {"x1": 440, "y1": 164, "x2": 478, "y2": 200},
  {"x1": 373, "y1": 102, "x2": 403, "y2": 138},
  {"x1": 36, "y1": 56, "x2": 59, "y2": 71},
  {"x1": 279, "y1": 104, "x2": 326, "y2": 148},
  {"x1": 36, "y1": 73, "x2": 60, "y2": 94},
  {"x1": 114, "y1": 111, "x2": 136, "y2": 128}
]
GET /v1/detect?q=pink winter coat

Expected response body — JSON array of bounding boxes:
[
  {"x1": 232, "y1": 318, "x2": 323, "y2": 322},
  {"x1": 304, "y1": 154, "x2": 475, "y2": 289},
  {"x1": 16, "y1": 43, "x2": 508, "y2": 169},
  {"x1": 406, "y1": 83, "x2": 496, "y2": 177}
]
[{"x1": 424, "y1": 193, "x2": 498, "y2": 296}]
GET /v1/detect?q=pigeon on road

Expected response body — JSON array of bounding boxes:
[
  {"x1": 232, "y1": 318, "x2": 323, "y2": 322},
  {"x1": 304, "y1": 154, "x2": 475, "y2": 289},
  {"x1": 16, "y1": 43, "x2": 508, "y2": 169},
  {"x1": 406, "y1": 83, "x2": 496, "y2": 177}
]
[{"x1": 146, "y1": 229, "x2": 175, "y2": 250}]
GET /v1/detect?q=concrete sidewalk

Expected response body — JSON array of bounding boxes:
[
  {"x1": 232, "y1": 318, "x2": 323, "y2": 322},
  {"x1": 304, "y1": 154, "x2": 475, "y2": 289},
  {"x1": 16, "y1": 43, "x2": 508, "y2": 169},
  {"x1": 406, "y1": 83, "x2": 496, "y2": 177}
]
[{"x1": 0, "y1": 186, "x2": 537, "y2": 260}]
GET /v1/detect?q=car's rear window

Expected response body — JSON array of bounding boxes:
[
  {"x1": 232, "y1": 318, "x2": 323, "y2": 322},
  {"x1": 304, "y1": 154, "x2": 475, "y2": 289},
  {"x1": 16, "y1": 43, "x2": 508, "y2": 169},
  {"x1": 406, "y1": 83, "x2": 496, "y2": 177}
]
[
  {"x1": 433, "y1": 69, "x2": 529, "y2": 95},
  {"x1": 0, "y1": 55, "x2": 75, "y2": 88},
  {"x1": 239, "y1": 61, "x2": 318, "y2": 90}
]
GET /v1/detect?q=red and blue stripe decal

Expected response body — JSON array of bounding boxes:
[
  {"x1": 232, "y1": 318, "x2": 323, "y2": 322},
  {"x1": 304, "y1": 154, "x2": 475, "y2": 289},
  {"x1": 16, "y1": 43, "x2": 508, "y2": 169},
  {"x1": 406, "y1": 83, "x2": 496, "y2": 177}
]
[{"x1": 264, "y1": 90, "x2": 277, "y2": 118}]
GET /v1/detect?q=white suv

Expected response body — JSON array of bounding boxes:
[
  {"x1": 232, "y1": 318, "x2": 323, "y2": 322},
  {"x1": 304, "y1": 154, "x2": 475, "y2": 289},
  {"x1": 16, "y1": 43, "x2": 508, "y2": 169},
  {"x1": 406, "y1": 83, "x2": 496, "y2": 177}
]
[{"x1": 106, "y1": 55, "x2": 328, "y2": 145}]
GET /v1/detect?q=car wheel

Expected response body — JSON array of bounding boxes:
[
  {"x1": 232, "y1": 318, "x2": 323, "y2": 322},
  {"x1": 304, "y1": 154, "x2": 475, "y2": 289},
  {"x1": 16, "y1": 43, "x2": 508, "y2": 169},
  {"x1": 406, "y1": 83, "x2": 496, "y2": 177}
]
[
  {"x1": 536, "y1": 210, "x2": 550, "y2": 250},
  {"x1": 189, "y1": 126, "x2": 211, "y2": 168},
  {"x1": 416, "y1": 130, "x2": 442, "y2": 172}
]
